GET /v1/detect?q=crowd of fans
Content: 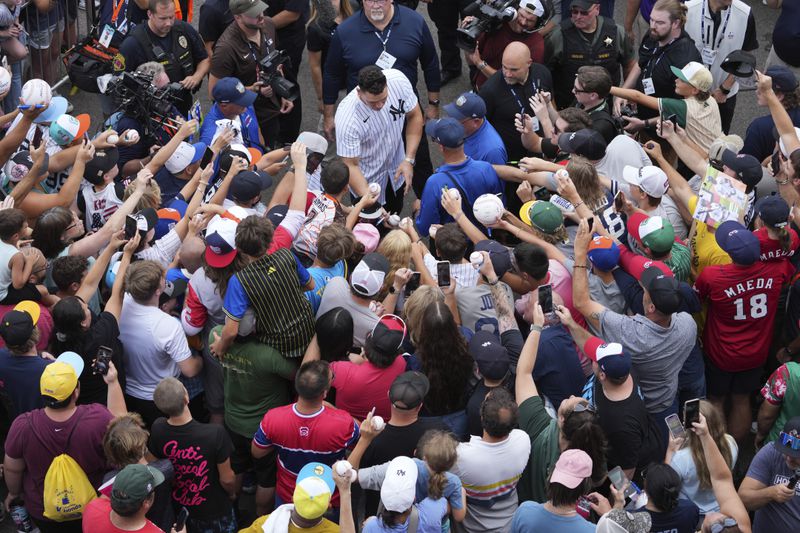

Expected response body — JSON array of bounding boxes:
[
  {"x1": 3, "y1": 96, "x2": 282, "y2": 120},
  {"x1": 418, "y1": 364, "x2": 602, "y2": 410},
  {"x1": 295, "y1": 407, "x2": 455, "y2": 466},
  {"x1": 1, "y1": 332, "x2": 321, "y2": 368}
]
[{"x1": 0, "y1": 0, "x2": 798, "y2": 532}]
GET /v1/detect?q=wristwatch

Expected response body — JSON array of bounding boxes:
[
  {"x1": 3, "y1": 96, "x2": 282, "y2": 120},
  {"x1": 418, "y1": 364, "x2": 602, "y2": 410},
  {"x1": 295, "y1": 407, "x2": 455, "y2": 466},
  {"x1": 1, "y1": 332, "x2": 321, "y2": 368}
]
[
  {"x1": 389, "y1": 286, "x2": 397, "y2": 294},
  {"x1": 404, "y1": 157, "x2": 416, "y2": 166},
  {"x1": 477, "y1": 60, "x2": 488, "y2": 71},
  {"x1": 428, "y1": 99, "x2": 440, "y2": 106}
]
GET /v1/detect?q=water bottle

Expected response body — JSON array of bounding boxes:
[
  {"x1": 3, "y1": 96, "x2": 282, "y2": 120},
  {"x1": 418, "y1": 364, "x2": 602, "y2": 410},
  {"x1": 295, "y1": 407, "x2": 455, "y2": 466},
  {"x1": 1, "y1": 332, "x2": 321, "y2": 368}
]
[{"x1": 9, "y1": 499, "x2": 38, "y2": 532}]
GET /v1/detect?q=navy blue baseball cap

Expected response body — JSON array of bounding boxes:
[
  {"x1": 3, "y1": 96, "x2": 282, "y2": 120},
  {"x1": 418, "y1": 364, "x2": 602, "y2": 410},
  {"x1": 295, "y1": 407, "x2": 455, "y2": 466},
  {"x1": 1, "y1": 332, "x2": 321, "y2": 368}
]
[
  {"x1": 755, "y1": 195, "x2": 790, "y2": 228},
  {"x1": 444, "y1": 92, "x2": 487, "y2": 121},
  {"x1": 229, "y1": 170, "x2": 273, "y2": 202},
  {"x1": 212, "y1": 77, "x2": 257, "y2": 107},
  {"x1": 468, "y1": 330, "x2": 510, "y2": 380},
  {"x1": 425, "y1": 118, "x2": 465, "y2": 148},
  {"x1": 557, "y1": 129, "x2": 607, "y2": 160},
  {"x1": 715, "y1": 220, "x2": 760, "y2": 265},
  {"x1": 766, "y1": 65, "x2": 799, "y2": 93},
  {"x1": 584, "y1": 336, "x2": 630, "y2": 379}
]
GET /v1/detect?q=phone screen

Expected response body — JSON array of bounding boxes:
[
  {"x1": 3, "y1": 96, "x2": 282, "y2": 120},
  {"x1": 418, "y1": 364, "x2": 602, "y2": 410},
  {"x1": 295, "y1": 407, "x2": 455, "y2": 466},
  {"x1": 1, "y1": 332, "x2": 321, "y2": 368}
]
[
  {"x1": 307, "y1": 151, "x2": 324, "y2": 175},
  {"x1": 665, "y1": 413, "x2": 686, "y2": 440},
  {"x1": 32, "y1": 126, "x2": 43, "y2": 147},
  {"x1": 538, "y1": 284, "x2": 553, "y2": 314},
  {"x1": 200, "y1": 147, "x2": 214, "y2": 168},
  {"x1": 585, "y1": 217, "x2": 594, "y2": 229},
  {"x1": 684, "y1": 398, "x2": 701, "y2": 427},
  {"x1": 613, "y1": 191, "x2": 625, "y2": 212},
  {"x1": 405, "y1": 272, "x2": 421, "y2": 296},
  {"x1": 436, "y1": 261, "x2": 451, "y2": 288},
  {"x1": 124, "y1": 215, "x2": 138, "y2": 239},
  {"x1": 93, "y1": 345, "x2": 113, "y2": 376},
  {"x1": 608, "y1": 466, "x2": 627, "y2": 491}
]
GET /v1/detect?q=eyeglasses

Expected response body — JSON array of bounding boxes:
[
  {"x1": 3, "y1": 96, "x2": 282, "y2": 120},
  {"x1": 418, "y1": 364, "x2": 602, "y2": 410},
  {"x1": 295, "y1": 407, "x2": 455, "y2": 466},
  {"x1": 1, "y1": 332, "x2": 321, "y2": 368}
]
[
  {"x1": 572, "y1": 402, "x2": 597, "y2": 414},
  {"x1": 571, "y1": 8, "x2": 590, "y2": 16},
  {"x1": 779, "y1": 431, "x2": 800, "y2": 451},
  {"x1": 364, "y1": 0, "x2": 389, "y2": 4},
  {"x1": 572, "y1": 86, "x2": 590, "y2": 94},
  {"x1": 709, "y1": 518, "x2": 738, "y2": 533}
]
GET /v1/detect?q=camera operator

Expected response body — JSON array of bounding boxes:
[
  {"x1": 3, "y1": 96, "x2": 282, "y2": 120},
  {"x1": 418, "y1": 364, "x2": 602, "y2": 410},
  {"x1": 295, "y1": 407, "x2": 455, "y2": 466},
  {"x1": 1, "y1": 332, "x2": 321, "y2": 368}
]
[
  {"x1": 115, "y1": 62, "x2": 186, "y2": 178},
  {"x1": 465, "y1": 0, "x2": 548, "y2": 90},
  {"x1": 209, "y1": 0, "x2": 294, "y2": 150},
  {"x1": 117, "y1": 0, "x2": 210, "y2": 116}
]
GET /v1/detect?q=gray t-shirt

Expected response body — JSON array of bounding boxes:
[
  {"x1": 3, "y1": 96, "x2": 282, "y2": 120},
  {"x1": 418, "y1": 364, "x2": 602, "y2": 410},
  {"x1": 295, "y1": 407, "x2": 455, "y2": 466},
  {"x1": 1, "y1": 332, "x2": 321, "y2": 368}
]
[
  {"x1": 588, "y1": 273, "x2": 626, "y2": 317},
  {"x1": 316, "y1": 276, "x2": 378, "y2": 347},
  {"x1": 746, "y1": 443, "x2": 800, "y2": 533},
  {"x1": 599, "y1": 309, "x2": 696, "y2": 413},
  {"x1": 455, "y1": 283, "x2": 515, "y2": 336}
]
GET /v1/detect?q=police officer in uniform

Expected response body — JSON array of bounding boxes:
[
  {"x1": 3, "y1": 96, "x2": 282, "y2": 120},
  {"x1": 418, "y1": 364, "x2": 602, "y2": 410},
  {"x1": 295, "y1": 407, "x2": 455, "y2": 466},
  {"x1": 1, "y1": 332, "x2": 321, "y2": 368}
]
[
  {"x1": 545, "y1": 0, "x2": 636, "y2": 109},
  {"x1": 117, "y1": 0, "x2": 210, "y2": 116}
]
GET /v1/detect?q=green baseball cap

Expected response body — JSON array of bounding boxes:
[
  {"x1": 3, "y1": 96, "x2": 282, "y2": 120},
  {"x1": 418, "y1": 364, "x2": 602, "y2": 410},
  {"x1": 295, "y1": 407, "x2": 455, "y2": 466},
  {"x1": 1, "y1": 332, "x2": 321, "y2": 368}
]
[
  {"x1": 639, "y1": 216, "x2": 675, "y2": 254},
  {"x1": 527, "y1": 201, "x2": 564, "y2": 234},
  {"x1": 111, "y1": 464, "x2": 165, "y2": 513}
]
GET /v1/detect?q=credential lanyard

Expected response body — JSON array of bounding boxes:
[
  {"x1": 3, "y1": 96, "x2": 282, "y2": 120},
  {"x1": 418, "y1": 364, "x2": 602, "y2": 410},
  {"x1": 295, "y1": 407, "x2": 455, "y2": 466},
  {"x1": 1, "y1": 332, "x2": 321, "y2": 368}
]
[
  {"x1": 644, "y1": 38, "x2": 675, "y2": 77},
  {"x1": 508, "y1": 76, "x2": 539, "y2": 114},
  {"x1": 701, "y1": 0, "x2": 731, "y2": 51},
  {"x1": 375, "y1": 27, "x2": 392, "y2": 51}
]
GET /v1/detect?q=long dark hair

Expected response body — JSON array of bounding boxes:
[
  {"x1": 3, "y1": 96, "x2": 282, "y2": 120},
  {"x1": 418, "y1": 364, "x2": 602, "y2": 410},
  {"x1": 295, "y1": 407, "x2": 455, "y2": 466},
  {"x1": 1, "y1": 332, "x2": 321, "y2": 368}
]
[
  {"x1": 562, "y1": 410, "x2": 608, "y2": 484},
  {"x1": 32, "y1": 207, "x2": 74, "y2": 259},
  {"x1": 645, "y1": 463, "x2": 682, "y2": 512},
  {"x1": 202, "y1": 253, "x2": 247, "y2": 298},
  {"x1": 416, "y1": 301, "x2": 473, "y2": 414},
  {"x1": 50, "y1": 296, "x2": 88, "y2": 354},
  {"x1": 315, "y1": 307, "x2": 354, "y2": 362}
]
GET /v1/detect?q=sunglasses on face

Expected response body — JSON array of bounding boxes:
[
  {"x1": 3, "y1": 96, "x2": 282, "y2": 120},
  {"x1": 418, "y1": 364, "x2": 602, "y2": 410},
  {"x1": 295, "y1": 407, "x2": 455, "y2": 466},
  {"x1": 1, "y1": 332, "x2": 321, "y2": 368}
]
[{"x1": 780, "y1": 431, "x2": 800, "y2": 451}]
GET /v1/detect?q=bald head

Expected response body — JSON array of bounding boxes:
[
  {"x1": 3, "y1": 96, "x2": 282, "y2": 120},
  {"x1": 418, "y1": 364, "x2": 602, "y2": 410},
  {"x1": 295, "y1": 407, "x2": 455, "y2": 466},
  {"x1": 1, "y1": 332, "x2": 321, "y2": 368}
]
[
  {"x1": 501, "y1": 42, "x2": 533, "y2": 85},
  {"x1": 179, "y1": 236, "x2": 205, "y2": 274}
]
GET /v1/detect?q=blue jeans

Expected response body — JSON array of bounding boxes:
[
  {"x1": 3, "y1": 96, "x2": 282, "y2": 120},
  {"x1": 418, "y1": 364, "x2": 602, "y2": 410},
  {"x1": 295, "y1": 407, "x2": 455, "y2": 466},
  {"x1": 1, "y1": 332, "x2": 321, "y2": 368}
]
[{"x1": 420, "y1": 410, "x2": 468, "y2": 441}]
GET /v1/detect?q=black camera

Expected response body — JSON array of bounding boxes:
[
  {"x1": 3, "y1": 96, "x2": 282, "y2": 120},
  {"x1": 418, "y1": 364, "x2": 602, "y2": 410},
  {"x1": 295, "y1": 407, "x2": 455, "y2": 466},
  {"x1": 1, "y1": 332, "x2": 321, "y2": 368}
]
[
  {"x1": 105, "y1": 72, "x2": 184, "y2": 140},
  {"x1": 457, "y1": 0, "x2": 518, "y2": 51},
  {"x1": 258, "y1": 50, "x2": 300, "y2": 102}
]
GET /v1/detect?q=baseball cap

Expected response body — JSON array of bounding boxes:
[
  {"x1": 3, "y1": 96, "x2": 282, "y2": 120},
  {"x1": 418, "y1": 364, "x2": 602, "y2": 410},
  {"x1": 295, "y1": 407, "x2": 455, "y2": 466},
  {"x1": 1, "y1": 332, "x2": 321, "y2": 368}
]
[
  {"x1": 638, "y1": 216, "x2": 675, "y2": 254},
  {"x1": 4, "y1": 150, "x2": 49, "y2": 183},
  {"x1": 570, "y1": 0, "x2": 599, "y2": 8},
  {"x1": 205, "y1": 216, "x2": 239, "y2": 268},
  {"x1": 34, "y1": 96, "x2": 68, "y2": 124},
  {"x1": 715, "y1": 220, "x2": 760, "y2": 265},
  {"x1": 519, "y1": 0, "x2": 545, "y2": 16},
  {"x1": 720, "y1": 149, "x2": 762, "y2": 188},
  {"x1": 583, "y1": 336, "x2": 631, "y2": 379},
  {"x1": 557, "y1": 129, "x2": 607, "y2": 160},
  {"x1": 766, "y1": 65, "x2": 799, "y2": 93},
  {"x1": 640, "y1": 266, "x2": 683, "y2": 314},
  {"x1": 84, "y1": 147, "x2": 120, "y2": 185},
  {"x1": 111, "y1": 464, "x2": 166, "y2": 514},
  {"x1": 134, "y1": 207, "x2": 158, "y2": 234},
  {"x1": 212, "y1": 77, "x2": 257, "y2": 107},
  {"x1": 353, "y1": 223, "x2": 380, "y2": 253},
  {"x1": 49, "y1": 114, "x2": 90, "y2": 146},
  {"x1": 381, "y1": 457, "x2": 418, "y2": 512},
  {"x1": 165, "y1": 142, "x2": 206, "y2": 175},
  {"x1": 297, "y1": 131, "x2": 329, "y2": 156},
  {"x1": 368, "y1": 314, "x2": 407, "y2": 356},
  {"x1": 525, "y1": 200, "x2": 564, "y2": 234},
  {"x1": 266, "y1": 204, "x2": 288, "y2": 227},
  {"x1": 390, "y1": 371, "x2": 430, "y2": 410},
  {"x1": 0, "y1": 300, "x2": 42, "y2": 346},
  {"x1": 622, "y1": 165, "x2": 669, "y2": 198},
  {"x1": 40, "y1": 351, "x2": 85, "y2": 403},
  {"x1": 219, "y1": 144, "x2": 252, "y2": 175},
  {"x1": 775, "y1": 416, "x2": 800, "y2": 459},
  {"x1": 350, "y1": 252, "x2": 390, "y2": 297},
  {"x1": 159, "y1": 278, "x2": 187, "y2": 306},
  {"x1": 229, "y1": 170, "x2": 273, "y2": 202},
  {"x1": 425, "y1": 118, "x2": 465, "y2": 148},
  {"x1": 154, "y1": 201, "x2": 187, "y2": 240},
  {"x1": 720, "y1": 50, "x2": 756, "y2": 79},
  {"x1": 596, "y1": 509, "x2": 652, "y2": 533},
  {"x1": 293, "y1": 462, "x2": 335, "y2": 519},
  {"x1": 444, "y1": 92, "x2": 487, "y2": 121},
  {"x1": 670, "y1": 62, "x2": 713, "y2": 92},
  {"x1": 587, "y1": 235, "x2": 620, "y2": 271},
  {"x1": 468, "y1": 330, "x2": 510, "y2": 380},
  {"x1": 475, "y1": 240, "x2": 513, "y2": 278},
  {"x1": 550, "y1": 449, "x2": 593, "y2": 489},
  {"x1": 755, "y1": 195, "x2": 790, "y2": 229},
  {"x1": 229, "y1": 0, "x2": 268, "y2": 17},
  {"x1": 709, "y1": 135, "x2": 745, "y2": 163}
]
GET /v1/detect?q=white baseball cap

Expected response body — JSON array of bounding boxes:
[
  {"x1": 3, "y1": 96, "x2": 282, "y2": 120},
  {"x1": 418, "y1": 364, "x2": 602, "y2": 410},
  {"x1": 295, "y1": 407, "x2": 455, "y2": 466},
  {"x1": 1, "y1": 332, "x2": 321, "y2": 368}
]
[
  {"x1": 297, "y1": 131, "x2": 328, "y2": 155},
  {"x1": 380, "y1": 456, "x2": 418, "y2": 512},
  {"x1": 622, "y1": 165, "x2": 669, "y2": 198},
  {"x1": 519, "y1": 0, "x2": 545, "y2": 16},
  {"x1": 670, "y1": 62, "x2": 713, "y2": 92},
  {"x1": 165, "y1": 142, "x2": 206, "y2": 174}
]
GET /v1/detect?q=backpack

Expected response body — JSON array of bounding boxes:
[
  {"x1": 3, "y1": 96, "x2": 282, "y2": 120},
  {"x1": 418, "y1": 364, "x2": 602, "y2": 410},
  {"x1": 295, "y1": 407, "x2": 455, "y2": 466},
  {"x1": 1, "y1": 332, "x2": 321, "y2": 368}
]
[{"x1": 27, "y1": 411, "x2": 97, "y2": 521}]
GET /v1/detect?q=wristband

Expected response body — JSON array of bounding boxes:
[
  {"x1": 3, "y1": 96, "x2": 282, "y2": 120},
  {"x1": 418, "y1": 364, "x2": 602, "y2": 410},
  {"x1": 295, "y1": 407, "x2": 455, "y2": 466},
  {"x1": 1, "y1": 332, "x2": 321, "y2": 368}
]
[
  {"x1": 530, "y1": 324, "x2": 543, "y2": 332},
  {"x1": 477, "y1": 61, "x2": 488, "y2": 71},
  {"x1": 574, "y1": 265, "x2": 589, "y2": 269},
  {"x1": 719, "y1": 86, "x2": 731, "y2": 95},
  {"x1": 428, "y1": 99, "x2": 440, "y2": 106},
  {"x1": 404, "y1": 157, "x2": 415, "y2": 166}
]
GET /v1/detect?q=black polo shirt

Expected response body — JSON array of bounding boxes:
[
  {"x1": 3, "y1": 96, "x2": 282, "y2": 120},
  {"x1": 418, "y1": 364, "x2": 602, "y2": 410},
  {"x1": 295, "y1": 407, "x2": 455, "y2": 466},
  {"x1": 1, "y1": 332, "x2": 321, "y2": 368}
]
[
  {"x1": 266, "y1": 0, "x2": 309, "y2": 60},
  {"x1": 635, "y1": 31, "x2": 701, "y2": 119},
  {"x1": 479, "y1": 63, "x2": 553, "y2": 162},
  {"x1": 198, "y1": 0, "x2": 234, "y2": 45},
  {"x1": 210, "y1": 21, "x2": 279, "y2": 118}
]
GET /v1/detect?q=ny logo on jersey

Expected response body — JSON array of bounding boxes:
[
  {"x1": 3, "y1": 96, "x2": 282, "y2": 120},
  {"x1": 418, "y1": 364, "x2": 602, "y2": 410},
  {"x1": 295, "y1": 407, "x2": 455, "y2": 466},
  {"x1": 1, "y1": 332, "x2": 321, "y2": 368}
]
[{"x1": 389, "y1": 99, "x2": 407, "y2": 121}]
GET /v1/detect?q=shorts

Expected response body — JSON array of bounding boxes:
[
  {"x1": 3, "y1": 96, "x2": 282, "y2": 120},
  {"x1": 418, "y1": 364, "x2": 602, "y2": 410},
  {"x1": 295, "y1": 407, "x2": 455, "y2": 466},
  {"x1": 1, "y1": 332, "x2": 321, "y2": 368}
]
[
  {"x1": 705, "y1": 358, "x2": 763, "y2": 396},
  {"x1": 27, "y1": 20, "x2": 63, "y2": 50},
  {"x1": 226, "y1": 424, "x2": 277, "y2": 487}
]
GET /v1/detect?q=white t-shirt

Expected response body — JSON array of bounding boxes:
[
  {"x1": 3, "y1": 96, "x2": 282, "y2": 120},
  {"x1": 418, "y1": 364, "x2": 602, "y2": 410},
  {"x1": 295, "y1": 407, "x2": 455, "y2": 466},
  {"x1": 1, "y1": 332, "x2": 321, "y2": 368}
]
[
  {"x1": 334, "y1": 68, "x2": 418, "y2": 205},
  {"x1": 597, "y1": 135, "x2": 652, "y2": 182},
  {"x1": 452, "y1": 429, "x2": 532, "y2": 533},
  {"x1": 119, "y1": 295, "x2": 192, "y2": 400}
]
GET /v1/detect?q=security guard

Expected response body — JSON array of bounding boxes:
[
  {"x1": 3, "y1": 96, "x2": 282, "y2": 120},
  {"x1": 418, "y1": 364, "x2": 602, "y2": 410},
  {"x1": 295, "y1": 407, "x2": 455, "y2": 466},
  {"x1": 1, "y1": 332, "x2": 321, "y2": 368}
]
[
  {"x1": 117, "y1": 0, "x2": 210, "y2": 115},
  {"x1": 546, "y1": 0, "x2": 636, "y2": 108}
]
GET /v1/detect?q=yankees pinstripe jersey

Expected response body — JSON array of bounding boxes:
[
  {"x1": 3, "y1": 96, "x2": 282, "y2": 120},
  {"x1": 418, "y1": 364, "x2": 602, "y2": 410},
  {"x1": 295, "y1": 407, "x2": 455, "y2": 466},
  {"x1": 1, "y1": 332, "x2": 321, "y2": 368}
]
[{"x1": 334, "y1": 68, "x2": 418, "y2": 205}]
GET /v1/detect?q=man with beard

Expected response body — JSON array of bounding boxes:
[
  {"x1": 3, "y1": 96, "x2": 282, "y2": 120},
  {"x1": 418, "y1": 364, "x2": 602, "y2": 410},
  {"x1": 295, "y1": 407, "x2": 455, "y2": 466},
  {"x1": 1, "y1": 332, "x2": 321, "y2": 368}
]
[{"x1": 618, "y1": 0, "x2": 702, "y2": 121}]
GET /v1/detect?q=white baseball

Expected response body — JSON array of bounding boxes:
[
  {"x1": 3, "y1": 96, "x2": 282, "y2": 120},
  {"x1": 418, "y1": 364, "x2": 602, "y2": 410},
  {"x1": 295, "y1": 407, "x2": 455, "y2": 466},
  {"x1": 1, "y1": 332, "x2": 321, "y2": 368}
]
[
  {"x1": 124, "y1": 130, "x2": 140, "y2": 143},
  {"x1": 369, "y1": 183, "x2": 381, "y2": 196},
  {"x1": 388, "y1": 214, "x2": 400, "y2": 227},
  {"x1": 371, "y1": 415, "x2": 385, "y2": 431},
  {"x1": 107, "y1": 134, "x2": 119, "y2": 145},
  {"x1": 448, "y1": 189, "x2": 461, "y2": 201},
  {"x1": 555, "y1": 169, "x2": 570, "y2": 180},
  {"x1": 470, "y1": 252, "x2": 484, "y2": 269},
  {"x1": 335, "y1": 461, "x2": 358, "y2": 482},
  {"x1": 400, "y1": 217, "x2": 411, "y2": 229}
]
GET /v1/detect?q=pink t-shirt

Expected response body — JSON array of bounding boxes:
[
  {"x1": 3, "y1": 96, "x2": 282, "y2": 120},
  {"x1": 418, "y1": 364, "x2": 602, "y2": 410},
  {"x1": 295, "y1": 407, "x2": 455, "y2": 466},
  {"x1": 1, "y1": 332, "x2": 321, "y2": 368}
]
[{"x1": 331, "y1": 356, "x2": 407, "y2": 421}]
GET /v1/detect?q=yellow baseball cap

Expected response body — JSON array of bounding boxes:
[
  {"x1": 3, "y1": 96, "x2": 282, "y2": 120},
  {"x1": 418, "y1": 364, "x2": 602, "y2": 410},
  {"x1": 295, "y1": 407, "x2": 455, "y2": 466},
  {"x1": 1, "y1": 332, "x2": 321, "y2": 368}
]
[
  {"x1": 13, "y1": 300, "x2": 40, "y2": 325},
  {"x1": 40, "y1": 352, "x2": 84, "y2": 402}
]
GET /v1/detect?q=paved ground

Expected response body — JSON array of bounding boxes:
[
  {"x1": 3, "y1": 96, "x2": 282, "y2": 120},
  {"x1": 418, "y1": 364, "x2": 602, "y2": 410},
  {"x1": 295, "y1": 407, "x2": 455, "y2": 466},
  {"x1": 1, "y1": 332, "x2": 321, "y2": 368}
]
[{"x1": 0, "y1": 0, "x2": 781, "y2": 529}]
